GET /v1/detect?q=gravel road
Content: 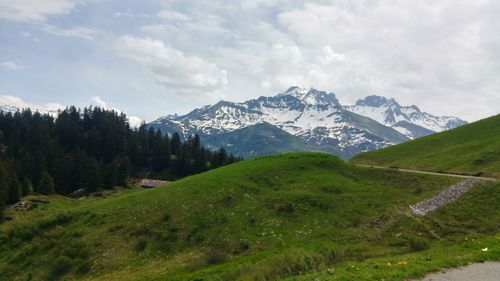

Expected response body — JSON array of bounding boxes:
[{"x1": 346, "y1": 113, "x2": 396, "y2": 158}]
[{"x1": 418, "y1": 262, "x2": 500, "y2": 281}]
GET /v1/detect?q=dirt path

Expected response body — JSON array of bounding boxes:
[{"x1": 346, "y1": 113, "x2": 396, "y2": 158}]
[
  {"x1": 418, "y1": 262, "x2": 500, "y2": 281},
  {"x1": 355, "y1": 164, "x2": 498, "y2": 182}
]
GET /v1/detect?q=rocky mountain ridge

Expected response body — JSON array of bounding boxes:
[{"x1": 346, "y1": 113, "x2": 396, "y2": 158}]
[{"x1": 148, "y1": 87, "x2": 466, "y2": 158}]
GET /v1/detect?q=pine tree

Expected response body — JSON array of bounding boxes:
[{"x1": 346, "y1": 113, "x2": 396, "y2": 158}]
[
  {"x1": 0, "y1": 107, "x2": 240, "y2": 198},
  {"x1": 171, "y1": 132, "x2": 182, "y2": 156},
  {"x1": 86, "y1": 158, "x2": 103, "y2": 192},
  {"x1": 217, "y1": 147, "x2": 228, "y2": 167},
  {"x1": 103, "y1": 162, "x2": 118, "y2": 189},
  {"x1": 0, "y1": 164, "x2": 7, "y2": 221},
  {"x1": 38, "y1": 172, "x2": 55, "y2": 195},
  {"x1": 21, "y1": 177, "x2": 33, "y2": 196},
  {"x1": 7, "y1": 174, "x2": 22, "y2": 204},
  {"x1": 116, "y1": 157, "x2": 130, "y2": 187}
]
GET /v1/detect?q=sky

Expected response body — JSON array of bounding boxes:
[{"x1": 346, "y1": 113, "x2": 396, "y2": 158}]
[{"x1": 0, "y1": 0, "x2": 499, "y2": 123}]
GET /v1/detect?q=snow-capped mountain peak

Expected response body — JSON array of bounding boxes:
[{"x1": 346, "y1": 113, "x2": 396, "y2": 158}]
[
  {"x1": 278, "y1": 86, "x2": 340, "y2": 107},
  {"x1": 279, "y1": 86, "x2": 310, "y2": 98},
  {"x1": 148, "y1": 87, "x2": 466, "y2": 158},
  {"x1": 354, "y1": 95, "x2": 399, "y2": 108},
  {"x1": 346, "y1": 95, "x2": 467, "y2": 139}
]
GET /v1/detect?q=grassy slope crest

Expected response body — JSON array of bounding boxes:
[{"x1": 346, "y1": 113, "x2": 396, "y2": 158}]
[{"x1": 352, "y1": 114, "x2": 500, "y2": 178}]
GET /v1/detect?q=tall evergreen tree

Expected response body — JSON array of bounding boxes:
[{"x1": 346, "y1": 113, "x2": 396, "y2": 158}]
[
  {"x1": 21, "y1": 177, "x2": 33, "y2": 196},
  {"x1": 0, "y1": 107, "x2": 241, "y2": 199},
  {"x1": 7, "y1": 174, "x2": 21, "y2": 204},
  {"x1": 0, "y1": 164, "x2": 7, "y2": 220},
  {"x1": 116, "y1": 157, "x2": 130, "y2": 187},
  {"x1": 38, "y1": 172, "x2": 55, "y2": 195},
  {"x1": 103, "y1": 162, "x2": 118, "y2": 189},
  {"x1": 171, "y1": 132, "x2": 182, "y2": 156}
]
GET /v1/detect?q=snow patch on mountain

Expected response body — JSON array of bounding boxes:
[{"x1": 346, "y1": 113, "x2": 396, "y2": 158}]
[
  {"x1": 149, "y1": 87, "x2": 414, "y2": 158},
  {"x1": 345, "y1": 95, "x2": 467, "y2": 138}
]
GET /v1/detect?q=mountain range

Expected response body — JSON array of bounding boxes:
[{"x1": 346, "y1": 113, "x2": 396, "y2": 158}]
[
  {"x1": 0, "y1": 104, "x2": 61, "y2": 117},
  {"x1": 148, "y1": 87, "x2": 467, "y2": 158}
]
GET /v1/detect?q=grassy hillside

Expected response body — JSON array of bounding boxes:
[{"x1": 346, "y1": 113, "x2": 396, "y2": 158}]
[
  {"x1": 352, "y1": 114, "x2": 500, "y2": 178},
  {"x1": 0, "y1": 153, "x2": 499, "y2": 281}
]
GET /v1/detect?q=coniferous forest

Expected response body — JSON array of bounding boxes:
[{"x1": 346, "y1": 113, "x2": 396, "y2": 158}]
[{"x1": 0, "y1": 107, "x2": 240, "y2": 220}]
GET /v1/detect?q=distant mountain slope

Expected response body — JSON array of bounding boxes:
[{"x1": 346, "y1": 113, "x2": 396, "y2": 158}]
[
  {"x1": 345, "y1": 95, "x2": 467, "y2": 139},
  {"x1": 149, "y1": 87, "x2": 411, "y2": 158},
  {"x1": 0, "y1": 104, "x2": 61, "y2": 116},
  {"x1": 352, "y1": 114, "x2": 500, "y2": 178},
  {"x1": 202, "y1": 122, "x2": 316, "y2": 157}
]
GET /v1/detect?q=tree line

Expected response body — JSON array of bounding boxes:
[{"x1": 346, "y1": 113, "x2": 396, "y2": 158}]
[{"x1": 0, "y1": 107, "x2": 240, "y2": 221}]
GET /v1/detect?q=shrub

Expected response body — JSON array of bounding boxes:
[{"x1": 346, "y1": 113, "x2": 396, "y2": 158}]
[
  {"x1": 409, "y1": 236, "x2": 430, "y2": 252},
  {"x1": 135, "y1": 238, "x2": 148, "y2": 252},
  {"x1": 205, "y1": 249, "x2": 227, "y2": 265},
  {"x1": 413, "y1": 186, "x2": 424, "y2": 194},
  {"x1": 75, "y1": 260, "x2": 91, "y2": 275},
  {"x1": 50, "y1": 256, "x2": 73, "y2": 278}
]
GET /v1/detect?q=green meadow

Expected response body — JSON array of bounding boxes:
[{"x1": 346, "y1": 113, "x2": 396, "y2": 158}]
[
  {"x1": 1, "y1": 153, "x2": 498, "y2": 280},
  {"x1": 352, "y1": 114, "x2": 500, "y2": 178}
]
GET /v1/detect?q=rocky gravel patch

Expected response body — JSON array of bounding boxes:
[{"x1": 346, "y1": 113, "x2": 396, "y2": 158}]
[{"x1": 410, "y1": 178, "x2": 480, "y2": 216}]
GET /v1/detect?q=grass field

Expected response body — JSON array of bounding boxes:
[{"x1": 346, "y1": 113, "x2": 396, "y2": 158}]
[
  {"x1": 0, "y1": 153, "x2": 499, "y2": 280},
  {"x1": 352, "y1": 114, "x2": 500, "y2": 178}
]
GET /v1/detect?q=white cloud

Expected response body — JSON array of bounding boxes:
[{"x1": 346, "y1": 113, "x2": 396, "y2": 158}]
[
  {"x1": 1, "y1": 0, "x2": 499, "y2": 121},
  {"x1": 114, "y1": 35, "x2": 228, "y2": 96},
  {"x1": 0, "y1": 0, "x2": 82, "y2": 22},
  {"x1": 90, "y1": 96, "x2": 107, "y2": 107},
  {"x1": 157, "y1": 10, "x2": 190, "y2": 21},
  {"x1": 319, "y1": 46, "x2": 346, "y2": 65},
  {"x1": 42, "y1": 24, "x2": 103, "y2": 40},
  {"x1": 0, "y1": 61, "x2": 22, "y2": 70},
  {"x1": 90, "y1": 96, "x2": 143, "y2": 128},
  {"x1": 271, "y1": 1, "x2": 500, "y2": 120}
]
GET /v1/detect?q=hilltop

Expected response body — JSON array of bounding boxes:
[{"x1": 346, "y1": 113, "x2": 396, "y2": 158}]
[
  {"x1": 352, "y1": 114, "x2": 500, "y2": 178},
  {"x1": 1, "y1": 153, "x2": 498, "y2": 280}
]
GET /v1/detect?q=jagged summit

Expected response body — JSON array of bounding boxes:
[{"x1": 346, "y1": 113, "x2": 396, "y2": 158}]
[
  {"x1": 277, "y1": 86, "x2": 340, "y2": 107},
  {"x1": 346, "y1": 94, "x2": 467, "y2": 138},
  {"x1": 279, "y1": 86, "x2": 309, "y2": 98},
  {"x1": 148, "y1": 86, "x2": 466, "y2": 158},
  {"x1": 355, "y1": 95, "x2": 399, "y2": 107}
]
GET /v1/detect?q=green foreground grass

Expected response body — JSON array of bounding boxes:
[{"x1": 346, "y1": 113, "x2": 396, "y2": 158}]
[
  {"x1": 352, "y1": 114, "x2": 500, "y2": 178},
  {"x1": 0, "y1": 153, "x2": 499, "y2": 280}
]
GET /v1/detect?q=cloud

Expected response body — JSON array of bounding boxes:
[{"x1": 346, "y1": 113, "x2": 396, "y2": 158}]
[
  {"x1": 0, "y1": 0, "x2": 82, "y2": 22},
  {"x1": 41, "y1": 24, "x2": 103, "y2": 40},
  {"x1": 0, "y1": 61, "x2": 22, "y2": 70},
  {"x1": 90, "y1": 96, "x2": 107, "y2": 107},
  {"x1": 114, "y1": 35, "x2": 228, "y2": 96},
  {"x1": 270, "y1": 1, "x2": 500, "y2": 120},
  {"x1": 157, "y1": 10, "x2": 191, "y2": 21},
  {"x1": 90, "y1": 96, "x2": 143, "y2": 128},
  {"x1": 1, "y1": 0, "x2": 499, "y2": 121}
]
